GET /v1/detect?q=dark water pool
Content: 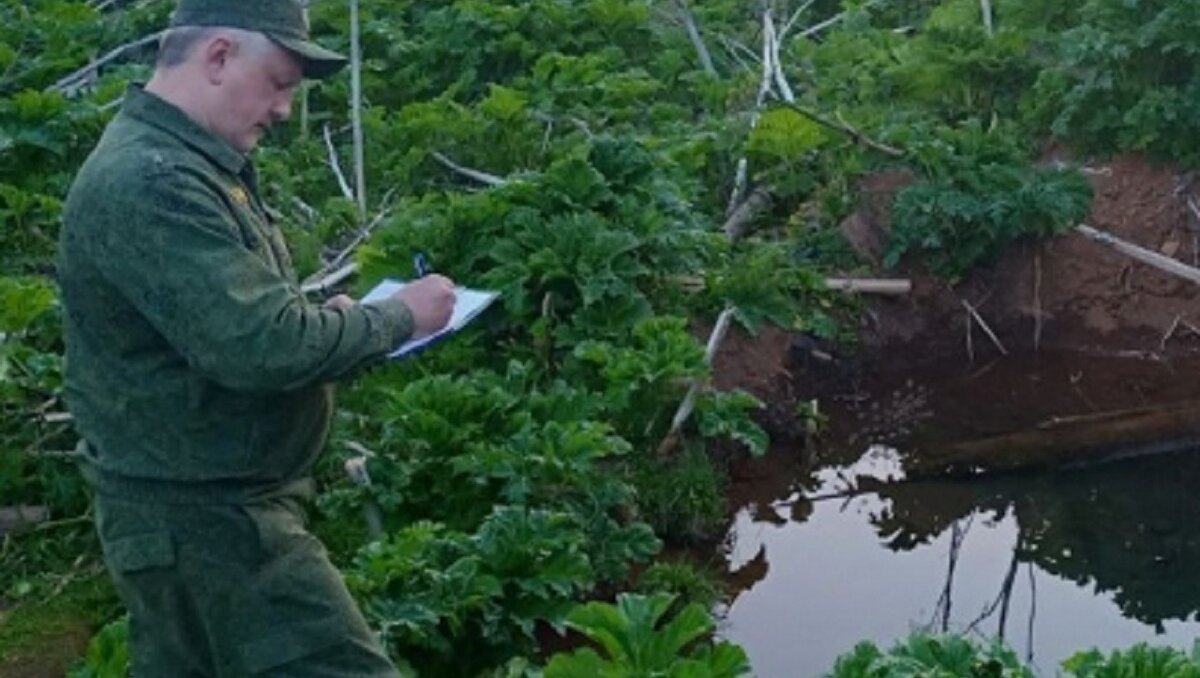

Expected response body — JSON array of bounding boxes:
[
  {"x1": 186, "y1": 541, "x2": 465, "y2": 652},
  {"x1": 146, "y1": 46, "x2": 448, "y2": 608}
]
[{"x1": 718, "y1": 353, "x2": 1200, "y2": 677}]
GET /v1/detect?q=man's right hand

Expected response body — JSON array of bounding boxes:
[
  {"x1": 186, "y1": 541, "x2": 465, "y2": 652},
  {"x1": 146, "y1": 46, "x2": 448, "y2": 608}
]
[{"x1": 394, "y1": 274, "x2": 456, "y2": 338}]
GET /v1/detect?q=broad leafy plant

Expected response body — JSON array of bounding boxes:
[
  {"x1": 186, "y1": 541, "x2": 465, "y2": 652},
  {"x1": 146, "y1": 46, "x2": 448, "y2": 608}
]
[
  {"x1": 826, "y1": 633, "x2": 1033, "y2": 678},
  {"x1": 544, "y1": 592, "x2": 751, "y2": 678}
]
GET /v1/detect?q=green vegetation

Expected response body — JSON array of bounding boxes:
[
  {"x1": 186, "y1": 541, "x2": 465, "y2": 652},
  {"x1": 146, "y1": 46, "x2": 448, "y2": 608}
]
[
  {"x1": 0, "y1": 573, "x2": 118, "y2": 675},
  {"x1": 3, "y1": 0, "x2": 1198, "y2": 674},
  {"x1": 825, "y1": 633, "x2": 1200, "y2": 678},
  {"x1": 67, "y1": 615, "x2": 129, "y2": 678},
  {"x1": 1064, "y1": 644, "x2": 1200, "y2": 678},
  {"x1": 826, "y1": 633, "x2": 1033, "y2": 678},
  {"x1": 545, "y1": 593, "x2": 750, "y2": 678}
]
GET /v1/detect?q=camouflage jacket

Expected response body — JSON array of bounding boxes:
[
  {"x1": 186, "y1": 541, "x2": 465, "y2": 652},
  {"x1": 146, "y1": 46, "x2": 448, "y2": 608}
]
[{"x1": 57, "y1": 85, "x2": 412, "y2": 502}]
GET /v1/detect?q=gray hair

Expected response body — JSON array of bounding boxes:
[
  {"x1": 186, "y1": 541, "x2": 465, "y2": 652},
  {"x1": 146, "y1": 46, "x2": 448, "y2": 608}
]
[{"x1": 156, "y1": 26, "x2": 274, "y2": 68}]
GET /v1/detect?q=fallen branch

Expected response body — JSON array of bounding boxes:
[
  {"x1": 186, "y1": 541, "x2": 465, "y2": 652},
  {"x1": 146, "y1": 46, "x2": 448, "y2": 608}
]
[
  {"x1": 0, "y1": 505, "x2": 49, "y2": 535},
  {"x1": 765, "y1": 9, "x2": 796, "y2": 104},
  {"x1": 795, "y1": 0, "x2": 886, "y2": 40},
  {"x1": 321, "y1": 210, "x2": 394, "y2": 279},
  {"x1": 825, "y1": 278, "x2": 911, "y2": 295},
  {"x1": 1161, "y1": 314, "x2": 1184, "y2": 350},
  {"x1": 290, "y1": 195, "x2": 319, "y2": 224},
  {"x1": 25, "y1": 449, "x2": 79, "y2": 460},
  {"x1": 301, "y1": 262, "x2": 359, "y2": 295},
  {"x1": 343, "y1": 445, "x2": 384, "y2": 540},
  {"x1": 99, "y1": 96, "x2": 124, "y2": 113},
  {"x1": 35, "y1": 511, "x2": 93, "y2": 532},
  {"x1": 1075, "y1": 224, "x2": 1200, "y2": 287},
  {"x1": 349, "y1": 0, "x2": 367, "y2": 217},
  {"x1": 1163, "y1": 314, "x2": 1200, "y2": 349},
  {"x1": 717, "y1": 33, "x2": 761, "y2": 69},
  {"x1": 726, "y1": 5, "x2": 779, "y2": 215},
  {"x1": 1033, "y1": 247, "x2": 1043, "y2": 352},
  {"x1": 671, "y1": 0, "x2": 717, "y2": 77},
  {"x1": 908, "y1": 400, "x2": 1200, "y2": 478},
  {"x1": 431, "y1": 151, "x2": 506, "y2": 187},
  {"x1": 658, "y1": 307, "x2": 736, "y2": 455},
  {"x1": 670, "y1": 275, "x2": 911, "y2": 296},
  {"x1": 722, "y1": 187, "x2": 773, "y2": 240},
  {"x1": 961, "y1": 299, "x2": 1008, "y2": 356},
  {"x1": 965, "y1": 306, "x2": 975, "y2": 363},
  {"x1": 780, "y1": 102, "x2": 905, "y2": 158},
  {"x1": 323, "y1": 124, "x2": 355, "y2": 202},
  {"x1": 1186, "y1": 195, "x2": 1200, "y2": 265},
  {"x1": 779, "y1": 0, "x2": 819, "y2": 40},
  {"x1": 49, "y1": 30, "x2": 164, "y2": 95},
  {"x1": 531, "y1": 110, "x2": 595, "y2": 139}
]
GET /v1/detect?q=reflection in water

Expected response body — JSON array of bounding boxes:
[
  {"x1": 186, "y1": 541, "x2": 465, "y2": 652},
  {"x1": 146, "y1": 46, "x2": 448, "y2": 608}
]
[
  {"x1": 881, "y1": 451, "x2": 1200, "y2": 628},
  {"x1": 722, "y1": 450, "x2": 1200, "y2": 678}
]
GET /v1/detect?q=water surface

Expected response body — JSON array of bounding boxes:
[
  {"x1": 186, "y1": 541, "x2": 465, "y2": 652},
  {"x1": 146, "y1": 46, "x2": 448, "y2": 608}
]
[{"x1": 720, "y1": 353, "x2": 1200, "y2": 677}]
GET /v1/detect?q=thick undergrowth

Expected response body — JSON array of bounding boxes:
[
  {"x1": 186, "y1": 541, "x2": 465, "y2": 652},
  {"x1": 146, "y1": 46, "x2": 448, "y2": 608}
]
[{"x1": 2, "y1": 0, "x2": 1197, "y2": 676}]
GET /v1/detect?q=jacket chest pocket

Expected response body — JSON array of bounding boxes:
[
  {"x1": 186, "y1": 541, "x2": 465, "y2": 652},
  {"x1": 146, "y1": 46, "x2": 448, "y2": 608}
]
[{"x1": 231, "y1": 203, "x2": 289, "y2": 278}]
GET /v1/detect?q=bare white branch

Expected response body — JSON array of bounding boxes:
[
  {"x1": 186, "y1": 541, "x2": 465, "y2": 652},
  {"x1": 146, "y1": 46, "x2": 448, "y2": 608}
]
[
  {"x1": 349, "y1": 0, "x2": 367, "y2": 218},
  {"x1": 825, "y1": 278, "x2": 912, "y2": 295},
  {"x1": 671, "y1": 0, "x2": 718, "y2": 77},
  {"x1": 301, "y1": 262, "x2": 359, "y2": 295},
  {"x1": 290, "y1": 195, "x2": 319, "y2": 224},
  {"x1": 718, "y1": 33, "x2": 762, "y2": 67},
  {"x1": 962, "y1": 299, "x2": 1008, "y2": 356},
  {"x1": 431, "y1": 151, "x2": 506, "y2": 187},
  {"x1": 49, "y1": 30, "x2": 165, "y2": 95},
  {"x1": 659, "y1": 307, "x2": 737, "y2": 454},
  {"x1": 727, "y1": 7, "x2": 779, "y2": 217},
  {"x1": 322, "y1": 124, "x2": 356, "y2": 202},
  {"x1": 723, "y1": 187, "x2": 773, "y2": 240},
  {"x1": 795, "y1": 0, "x2": 886, "y2": 41},
  {"x1": 766, "y1": 10, "x2": 796, "y2": 103},
  {"x1": 717, "y1": 35, "x2": 754, "y2": 73},
  {"x1": 531, "y1": 111, "x2": 595, "y2": 140},
  {"x1": 779, "y1": 0, "x2": 818, "y2": 42},
  {"x1": 1076, "y1": 223, "x2": 1200, "y2": 286}
]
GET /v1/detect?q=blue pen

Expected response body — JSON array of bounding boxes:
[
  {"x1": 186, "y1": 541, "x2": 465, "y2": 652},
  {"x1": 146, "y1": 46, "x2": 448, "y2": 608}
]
[{"x1": 414, "y1": 252, "x2": 431, "y2": 278}]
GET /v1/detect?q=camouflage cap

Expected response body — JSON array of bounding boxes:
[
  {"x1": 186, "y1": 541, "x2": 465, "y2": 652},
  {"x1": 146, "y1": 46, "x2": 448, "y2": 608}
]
[{"x1": 170, "y1": 0, "x2": 347, "y2": 79}]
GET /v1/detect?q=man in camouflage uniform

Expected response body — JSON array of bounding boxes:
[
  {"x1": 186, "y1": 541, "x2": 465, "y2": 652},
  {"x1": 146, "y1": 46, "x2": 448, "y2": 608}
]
[{"x1": 56, "y1": 1, "x2": 455, "y2": 675}]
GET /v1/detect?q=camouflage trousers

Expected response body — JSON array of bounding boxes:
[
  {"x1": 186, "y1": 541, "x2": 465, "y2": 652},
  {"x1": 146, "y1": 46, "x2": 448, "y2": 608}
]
[{"x1": 93, "y1": 491, "x2": 400, "y2": 678}]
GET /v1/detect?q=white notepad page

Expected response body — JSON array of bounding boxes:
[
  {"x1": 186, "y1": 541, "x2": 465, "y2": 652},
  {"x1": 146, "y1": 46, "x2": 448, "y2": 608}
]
[{"x1": 361, "y1": 279, "x2": 499, "y2": 358}]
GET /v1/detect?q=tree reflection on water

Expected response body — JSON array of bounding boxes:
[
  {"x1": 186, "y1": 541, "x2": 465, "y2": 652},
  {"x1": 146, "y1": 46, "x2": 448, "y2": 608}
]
[{"x1": 870, "y1": 450, "x2": 1200, "y2": 630}]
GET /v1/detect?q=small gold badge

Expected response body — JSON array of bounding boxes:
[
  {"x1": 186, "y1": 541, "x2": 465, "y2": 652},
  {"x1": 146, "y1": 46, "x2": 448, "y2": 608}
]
[{"x1": 229, "y1": 186, "x2": 249, "y2": 206}]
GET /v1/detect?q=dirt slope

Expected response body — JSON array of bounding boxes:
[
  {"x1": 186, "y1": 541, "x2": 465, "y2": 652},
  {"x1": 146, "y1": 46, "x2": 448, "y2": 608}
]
[{"x1": 860, "y1": 155, "x2": 1200, "y2": 362}]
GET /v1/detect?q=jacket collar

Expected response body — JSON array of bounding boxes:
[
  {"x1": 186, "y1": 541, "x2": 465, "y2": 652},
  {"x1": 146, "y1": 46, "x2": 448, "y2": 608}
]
[{"x1": 121, "y1": 84, "x2": 248, "y2": 176}]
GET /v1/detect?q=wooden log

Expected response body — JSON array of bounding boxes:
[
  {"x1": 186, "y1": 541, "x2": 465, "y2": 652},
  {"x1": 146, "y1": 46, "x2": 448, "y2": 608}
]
[
  {"x1": 908, "y1": 400, "x2": 1200, "y2": 478},
  {"x1": 825, "y1": 278, "x2": 912, "y2": 295},
  {"x1": 0, "y1": 505, "x2": 49, "y2": 535},
  {"x1": 669, "y1": 276, "x2": 912, "y2": 296},
  {"x1": 1075, "y1": 224, "x2": 1200, "y2": 286}
]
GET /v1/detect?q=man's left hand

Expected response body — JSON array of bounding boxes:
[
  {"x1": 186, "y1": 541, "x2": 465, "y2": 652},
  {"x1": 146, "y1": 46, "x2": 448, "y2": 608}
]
[{"x1": 323, "y1": 294, "x2": 354, "y2": 311}]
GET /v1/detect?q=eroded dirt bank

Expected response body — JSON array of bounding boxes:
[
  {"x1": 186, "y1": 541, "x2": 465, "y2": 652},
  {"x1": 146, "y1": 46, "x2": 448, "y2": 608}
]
[{"x1": 714, "y1": 155, "x2": 1200, "y2": 428}]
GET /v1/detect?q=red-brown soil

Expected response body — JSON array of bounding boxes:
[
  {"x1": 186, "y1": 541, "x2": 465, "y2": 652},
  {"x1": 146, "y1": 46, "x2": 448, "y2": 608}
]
[
  {"x1": 711, "y1": 155, "x2": 1200, "y2": 408},
  {"x1": 861, "y1": 155, "x2": 1200, "y2": 362}
]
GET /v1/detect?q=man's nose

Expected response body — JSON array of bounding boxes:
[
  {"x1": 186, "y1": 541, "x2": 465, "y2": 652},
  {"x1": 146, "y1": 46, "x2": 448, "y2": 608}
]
[{"x1": 272, "y1": 94, "x2": 294, "y2": 123}]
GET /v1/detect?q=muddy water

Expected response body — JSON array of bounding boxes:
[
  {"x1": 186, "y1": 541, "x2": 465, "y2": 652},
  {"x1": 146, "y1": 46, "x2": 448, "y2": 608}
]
[{"x1": 720, "y1": 352, "x2": 1200, "y2": 678}]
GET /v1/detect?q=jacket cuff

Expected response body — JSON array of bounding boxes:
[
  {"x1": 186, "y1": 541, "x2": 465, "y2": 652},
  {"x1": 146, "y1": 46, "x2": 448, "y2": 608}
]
[{"x1": 361, "y1": 296, "x2": 415, "y2": 351}]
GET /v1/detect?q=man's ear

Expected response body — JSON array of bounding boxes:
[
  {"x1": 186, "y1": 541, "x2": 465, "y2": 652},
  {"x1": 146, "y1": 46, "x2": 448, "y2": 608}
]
[{"x1": 200, "y1": 34, "x2": 237, "y2": 85}]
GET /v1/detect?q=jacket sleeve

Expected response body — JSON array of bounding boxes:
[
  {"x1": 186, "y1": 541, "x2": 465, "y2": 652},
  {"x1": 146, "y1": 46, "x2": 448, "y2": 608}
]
[{"x1": 88, "y1": 164, "x2": 413, "y2": 392}]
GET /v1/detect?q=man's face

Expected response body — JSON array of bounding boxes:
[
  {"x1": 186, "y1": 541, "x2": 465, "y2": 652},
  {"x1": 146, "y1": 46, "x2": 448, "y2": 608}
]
[{"x1": 211, "y1": 37, "x2": 303, "y2": 153}]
